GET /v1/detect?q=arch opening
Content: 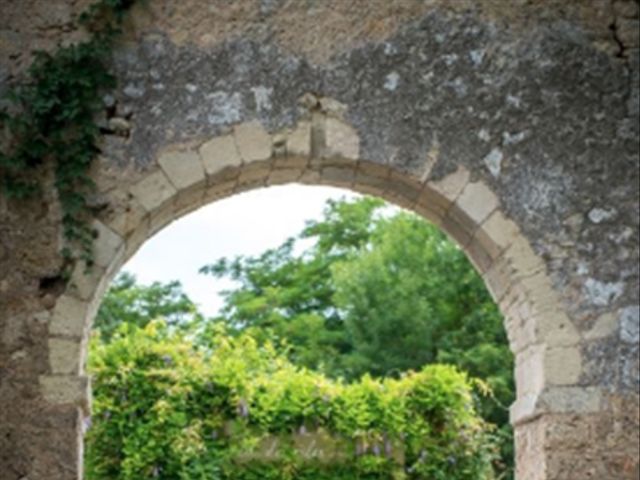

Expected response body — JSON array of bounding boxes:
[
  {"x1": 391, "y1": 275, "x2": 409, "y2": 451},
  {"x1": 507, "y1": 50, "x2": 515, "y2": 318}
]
[{"x1": 42, "y1": 119, "x2": 585, "y2": 479}]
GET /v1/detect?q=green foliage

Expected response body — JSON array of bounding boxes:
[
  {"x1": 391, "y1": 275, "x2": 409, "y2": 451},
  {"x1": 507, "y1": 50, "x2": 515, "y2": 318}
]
[
  {"x1": 201, "y1": 197, "x2": 515, "y2": 477},
  {"x1": 331, "y1": 213, "x2": 513, "y2": 416},
  {"x1": 94, "y1": 272, "x2": 202, "y2": 342},
  {"x1": 0, "y1": 0, "x2": 135, "y2": 267},
  {"x1": 93, "y1": 197, "x2": 514, "y2": 476},
  {"x1": 86, "y1": 321, "x2": 498, "y2": 480},
  {"x1": 199, "y1": 197, "x2": 386, "y2": 377}
]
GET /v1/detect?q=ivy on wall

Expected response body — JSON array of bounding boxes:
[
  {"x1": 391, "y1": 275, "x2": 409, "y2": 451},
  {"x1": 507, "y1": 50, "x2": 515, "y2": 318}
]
[
  {"x1": 86, "y1": 321, "x2": 499, "y2": 480},
  {"x1": 0, "y1": 0, "x2": 136, "y2": 268}
]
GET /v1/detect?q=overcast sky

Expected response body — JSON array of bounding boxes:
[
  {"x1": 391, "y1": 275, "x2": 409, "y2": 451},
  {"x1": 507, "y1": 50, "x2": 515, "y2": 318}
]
[{"x1": 122, "y1": 184, "x2": 360, "y2": 317}]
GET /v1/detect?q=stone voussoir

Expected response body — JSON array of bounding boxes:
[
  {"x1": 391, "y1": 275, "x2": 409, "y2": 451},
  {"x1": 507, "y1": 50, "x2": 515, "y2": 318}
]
[
  {"x1": 157, "y1": 149, "x2": 206, "y2": 190},
  {"x1": 199, "y1": 134, "x2": 243, "y2": 176},
  {"x1": 323, "y1": 117, "x2": 360, "y2": 161},
  {"x1": 129, "y1": 169, "x2": 177, "y2": 212},
  {"x1": 49, "y1": 295, "x2": 91, "y2": 338},
  {"x1": 48, "y1": 337, "x2": 83, "y2": 375},
  {"x1": 92, "y1": 219, "x2": 124, "y2": 270},
  {"x1": 234, "y1": 120, "x2": 272, "y2": 163},
  {"x1": 455, "y1": 181, "x2": 499, "y2": 226}
]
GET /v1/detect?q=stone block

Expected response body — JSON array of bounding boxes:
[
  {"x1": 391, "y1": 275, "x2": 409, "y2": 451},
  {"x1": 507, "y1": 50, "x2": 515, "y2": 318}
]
[
  {"x1": 320, "y1": 166, "x2": 356, "y2": 188},
  {"x1": 174, "y1": 180, "x2": 206, "y2": 219},
  {"x1": 441, "y1": 204, "x2": 475, "y2": 246},
  {"x1": 48, "y1": 338, "x2": 82, "y2": 375},
  {"x1": 357, "y1": 161, "x2": 391, "y2": 180},
  {"x1": 92, "y1": 220, "x2": 124, "y2": 269},
  {"x1": 354, "y1": 182, "x2": 387, "y2": 198},
  {"x1": 426, "y1": 166, "x2": 469, "y2": 204},
  {"x1": 274, "y1": 154, "x2": 308, "y2": 170},
  {"x1": 324, "y1": 117, "x2": 359, "y2": 160},
  {"x1": 354, "y1": 170, "x2": 389, "y2": 193},
  {"x1": 299, "y1": 169, "x2": 322, "y2": 185},
  {"x1": 539, "y1": 387, "x2": 603, "y2": 414},
  {"x1": 39, "y1": 375, "x2": 91, "y2": 414},
  {"x1": 464, "y1": 235, "x2": 494, "y2": 274},
  {"x1": 456, "y1": 181, "x2": 499, "y2": 225},
  {"x1": 318, "y1": 96, "x2": 348, "y2": 117},
  {"x1": 268, "y1": 168, "x2": 303, "y2": 185},
  {"x1": 385, "y1": 171, "x2": 422, "y2": 206},
  {"x1": 129, "y1": 170, "x2": 177, "y2": 212},
  {"x1": 510, "y1": 387, "x2": 603, "y2": 427},
  {"x1": 384, "y1": 191, "x2": 416, "y2": 211},
  {"x1": 199, "y1": 134, "x2": 242, "y2": 175},
  {"x1": 234, "y1": 121, "x2": 272, "y2": 162},
  {"x1": 504, "y1": 236, "x2": 546, "y2": 278},
  {"x1": 158, "y1": 150, "x2": 205, "y2": 190},
  {"x1": 416, "y1": 187, "x2": 452, "y2": 216},
  {"x1": 272, "y1": 133, "x2": 287, "y2": 157},
  {"x1": 50, "y1": 295, "x2": 90, "y2": 338},
  {"x1": 67, "y1": 261, "x2": 105, "y2": 302},
  {"x1": 532, "y1": 308, "x2": 580, "y2": 349},
  {"x1": 287, "y1": 121, "x2": 311, "y2": 157},
  {"x1": 585, "y1": 312, "x2": 618, "y2": 340},
  {"x1": 102, "y1": 188, "x2": 148, "y2": 237},
  {"x1": 124, "y1": 219, "x2": 150, "y2": 262},
  {"x1": 479, "y1": 210, "x2": 520, "y2": 252},
  {"x1": 207, "y1": 165, "x2": 241, "y2": 186},
  {"x1": 237, "y1": 161, "x2": 272, "y2": 190},
  {"x1": 471, "y1": 225, "x2": 502, "y2": 262},
  {"x1": 412, "y1": 202, "x2": 446, "y2": 227},
  {"x1": 202, "y1": 180, "x2": 237, "y2": 205},
  {"x1": 515, "y1": 344, "x2": 546, "y2": 396},
  {"x1": 504, "y1": 300, "x2": 539, "y2": 353},
  {"x1": 148, "y1": 196, "x2": 177, "y2": 237},
  {"x1": 545, "y1": 346, "x2": 582, "y2": 386}
]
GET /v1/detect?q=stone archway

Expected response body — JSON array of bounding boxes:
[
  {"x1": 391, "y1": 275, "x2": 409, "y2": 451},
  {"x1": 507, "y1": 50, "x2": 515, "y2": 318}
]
[{"x1": 0, "y1": 1, "x2": 638, "y2": 479}]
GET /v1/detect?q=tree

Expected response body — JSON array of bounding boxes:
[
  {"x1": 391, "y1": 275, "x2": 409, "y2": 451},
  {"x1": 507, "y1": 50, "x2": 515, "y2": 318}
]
[
  {"x1": 94, "y1": 272, "x2": 201, "y2": 342},
  {"x1": 199, "y1": 198, "x2": 386, "y2": 377},
  {"x1": 201, "y1": 197, "x2": 514, "y2": 477},
  {"x1": 331, "y1": 213, "x2": 513, "y2": 421}
]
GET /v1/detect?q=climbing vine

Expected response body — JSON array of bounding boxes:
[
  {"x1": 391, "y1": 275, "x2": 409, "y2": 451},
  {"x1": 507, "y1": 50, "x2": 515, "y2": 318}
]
[
  {"x1": 86, "y1": 321, "x2": 500, "y2": 479},
  {"x1": 0, "y1": 0, "x2": 136, "y2": 267}
]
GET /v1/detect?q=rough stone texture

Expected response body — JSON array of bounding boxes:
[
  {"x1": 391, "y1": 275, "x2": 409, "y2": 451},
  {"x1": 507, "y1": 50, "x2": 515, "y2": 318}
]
[
  {"x1": 234, "y1": 120, "x2": 272, "y2": 162},
  {"x1": 157, "y1": 150, "x2": 206, "y2": 190},
  {"x1": 199, "y1": 134, "x2": 243, "y2": 174},
  {"x1": 0, "y1": 1, "x2": 638, "y2": 479},
  {"x1": 129, "y1": 169, "x2": 177, "y2": 211}
]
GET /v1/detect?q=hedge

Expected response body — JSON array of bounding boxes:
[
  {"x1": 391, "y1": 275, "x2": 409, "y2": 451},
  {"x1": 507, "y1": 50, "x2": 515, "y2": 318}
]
[{"x1": 85, "y1": 321, "x2": 498, "y2": 479}]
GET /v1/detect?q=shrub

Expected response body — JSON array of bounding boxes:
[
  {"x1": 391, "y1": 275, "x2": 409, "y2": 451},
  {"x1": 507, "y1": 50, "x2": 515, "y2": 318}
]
[{"x1": 86, "y1": 321, "x2": 498, "y2": 479}]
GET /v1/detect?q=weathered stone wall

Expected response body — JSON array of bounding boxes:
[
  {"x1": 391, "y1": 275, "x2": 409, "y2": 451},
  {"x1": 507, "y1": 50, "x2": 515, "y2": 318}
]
[{"x1": 0, "y1": 1, "x2": 638, "y2": 479}]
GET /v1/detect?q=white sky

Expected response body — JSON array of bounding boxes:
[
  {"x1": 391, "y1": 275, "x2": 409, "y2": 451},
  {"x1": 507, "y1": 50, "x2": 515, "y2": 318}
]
[{"x1": 122, "y1": 184, "x2": 360, "y2": 317}]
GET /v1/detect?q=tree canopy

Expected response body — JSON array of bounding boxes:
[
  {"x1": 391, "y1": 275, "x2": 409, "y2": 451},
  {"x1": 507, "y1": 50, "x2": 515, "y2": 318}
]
[
  {"x1": 94, "y1": 272, "x2": 201, "y2": 342},
  {"x1": 199, "y1": 198, "x2": 513, "y2": 423}
]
